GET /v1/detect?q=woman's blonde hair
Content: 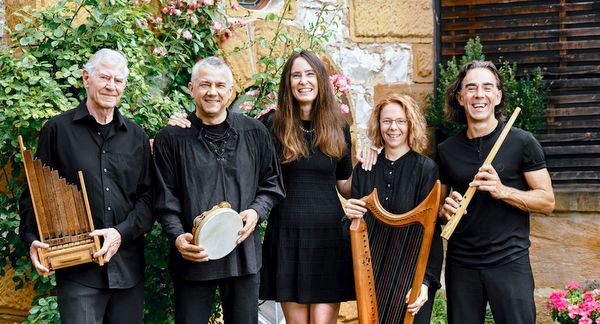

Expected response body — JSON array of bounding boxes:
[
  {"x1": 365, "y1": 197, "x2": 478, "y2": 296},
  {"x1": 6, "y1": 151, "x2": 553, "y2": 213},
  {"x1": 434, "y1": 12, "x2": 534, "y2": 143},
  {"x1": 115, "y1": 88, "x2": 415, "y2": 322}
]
[{"x1": 367, "y1": 94, "x2": 428, "y2": 153}]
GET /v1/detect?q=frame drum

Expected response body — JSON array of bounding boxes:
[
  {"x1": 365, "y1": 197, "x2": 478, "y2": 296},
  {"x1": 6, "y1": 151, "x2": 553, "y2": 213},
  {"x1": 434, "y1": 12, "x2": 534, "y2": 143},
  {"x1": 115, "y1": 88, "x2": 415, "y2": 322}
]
[{"x1": 192, "y1": 202, "x2": 243, "y2": 260}]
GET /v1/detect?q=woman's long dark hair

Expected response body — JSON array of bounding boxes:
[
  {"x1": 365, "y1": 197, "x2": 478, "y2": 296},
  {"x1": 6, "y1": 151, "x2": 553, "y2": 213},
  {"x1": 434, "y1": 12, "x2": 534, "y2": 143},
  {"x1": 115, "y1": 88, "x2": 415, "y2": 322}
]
[{"x1": 273, "y1": 50, "x2": 346, "y2": 163}]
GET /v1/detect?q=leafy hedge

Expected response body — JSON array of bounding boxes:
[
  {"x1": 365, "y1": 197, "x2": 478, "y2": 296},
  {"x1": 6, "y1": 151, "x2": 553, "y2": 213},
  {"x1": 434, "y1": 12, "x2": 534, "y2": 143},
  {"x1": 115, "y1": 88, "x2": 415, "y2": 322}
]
[{"x1": 427, "y1": 37, "x2": 548, "y2": 141}]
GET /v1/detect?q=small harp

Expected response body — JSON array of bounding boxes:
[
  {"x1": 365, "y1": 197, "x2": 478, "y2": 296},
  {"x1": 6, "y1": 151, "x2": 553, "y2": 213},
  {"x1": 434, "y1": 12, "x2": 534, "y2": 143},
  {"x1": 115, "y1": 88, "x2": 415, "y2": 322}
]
[
  {"x1": 19, "y1": 136, "x2": 104, "y2": 275},
  {"x1": 350, "y1": 180, "x2": 441, "y2": 324}
]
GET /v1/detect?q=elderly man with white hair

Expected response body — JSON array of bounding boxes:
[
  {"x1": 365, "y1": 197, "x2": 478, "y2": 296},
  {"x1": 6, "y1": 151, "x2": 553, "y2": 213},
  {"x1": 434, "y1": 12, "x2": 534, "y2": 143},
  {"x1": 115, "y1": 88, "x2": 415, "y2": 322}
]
[{"x1": 19, "y1": 48, "x2": 154, "y2": 324}]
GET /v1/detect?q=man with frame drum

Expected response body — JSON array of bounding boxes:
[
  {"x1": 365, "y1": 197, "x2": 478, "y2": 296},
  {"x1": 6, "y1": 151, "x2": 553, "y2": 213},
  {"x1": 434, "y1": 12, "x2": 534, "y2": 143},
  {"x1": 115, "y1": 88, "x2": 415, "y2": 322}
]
[
  {"x1": 437, "y1": 60, "x2": 555, "y2": 324},
  {"x1": 153, "y1": 56, "x2": 285, "y2": 324}
]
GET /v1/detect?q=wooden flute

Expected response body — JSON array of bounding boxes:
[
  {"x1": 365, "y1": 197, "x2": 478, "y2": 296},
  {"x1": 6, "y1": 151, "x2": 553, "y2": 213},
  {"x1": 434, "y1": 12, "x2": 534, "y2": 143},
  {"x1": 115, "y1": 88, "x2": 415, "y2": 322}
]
[{"x1": 440, "y1": 107, "x2": 521, "y2": 241}]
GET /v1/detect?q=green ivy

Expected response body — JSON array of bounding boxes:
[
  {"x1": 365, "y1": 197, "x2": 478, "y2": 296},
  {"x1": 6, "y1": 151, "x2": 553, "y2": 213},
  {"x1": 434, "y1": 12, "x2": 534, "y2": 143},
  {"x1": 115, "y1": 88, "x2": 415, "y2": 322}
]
[
  {"x1": 0, "y1": 0, "x2": 236, "y2": 322},
  {"x1": 427, "y1": 37, "x2": 548, "y2": 140}
]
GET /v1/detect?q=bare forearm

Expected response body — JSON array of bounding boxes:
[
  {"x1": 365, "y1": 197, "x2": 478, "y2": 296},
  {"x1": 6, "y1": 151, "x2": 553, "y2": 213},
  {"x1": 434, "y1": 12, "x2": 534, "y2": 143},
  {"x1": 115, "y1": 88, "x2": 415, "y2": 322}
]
[{"x1": 496, "y1": 186, "x2": 555, "y2": 215}]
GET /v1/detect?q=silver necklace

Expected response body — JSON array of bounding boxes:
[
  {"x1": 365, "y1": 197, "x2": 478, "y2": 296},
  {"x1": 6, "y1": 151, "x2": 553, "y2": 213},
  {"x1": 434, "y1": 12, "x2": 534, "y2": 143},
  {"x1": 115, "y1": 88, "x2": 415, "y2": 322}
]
[{"x1": 299, "y1": 125, "x2": 314, "y2": 133}]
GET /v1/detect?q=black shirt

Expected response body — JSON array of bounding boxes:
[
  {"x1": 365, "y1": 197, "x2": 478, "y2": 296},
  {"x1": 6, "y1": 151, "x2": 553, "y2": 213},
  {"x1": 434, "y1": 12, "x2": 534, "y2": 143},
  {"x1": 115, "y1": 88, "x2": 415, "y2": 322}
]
[
  {"x1": 437, "y1": 121, "x2": 547, "y2": 268},
  {"x1": 19, "y1": 101, "x2": 154, "y2": 289},
  {"x1": 351, "y1": 150, "x2": 442, "y2": 288},
  {"x1": 153, "y1": 111, "x2": 285, "y2": 281}
]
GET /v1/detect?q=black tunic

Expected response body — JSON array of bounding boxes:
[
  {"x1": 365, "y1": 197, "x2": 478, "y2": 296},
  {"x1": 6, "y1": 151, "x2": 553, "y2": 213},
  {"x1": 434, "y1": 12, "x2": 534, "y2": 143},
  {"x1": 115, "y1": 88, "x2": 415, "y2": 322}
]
[
  {"x1": 350, "y1": 150, "x2": 442, "y2": 324},
  {"x1": 260, "y1": 120, "x2": 355, "y2": 303},
  {"x1": 153, "y1": 111, "x2": 285, "y2": 281}
]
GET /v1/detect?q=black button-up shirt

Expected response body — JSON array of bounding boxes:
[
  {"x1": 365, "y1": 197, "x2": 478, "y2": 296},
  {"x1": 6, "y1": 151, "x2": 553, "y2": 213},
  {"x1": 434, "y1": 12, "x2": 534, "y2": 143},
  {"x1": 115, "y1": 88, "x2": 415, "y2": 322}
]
[
  {"x1": 154, "y1": 111, "x2": 285, "y2": 281},
  {"x1": 19, "y1": 101, "x2": 154, "y2": 289}
]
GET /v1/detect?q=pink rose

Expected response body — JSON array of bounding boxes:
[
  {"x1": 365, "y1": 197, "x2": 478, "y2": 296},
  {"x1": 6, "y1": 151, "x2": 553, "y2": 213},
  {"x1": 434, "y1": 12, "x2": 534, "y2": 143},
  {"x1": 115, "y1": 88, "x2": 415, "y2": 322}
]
[
  {"x1": 240, "y1": 101, "x2": 254, "y2": 112},
  {"x1": 161, "y1": 7, "x2": 169, "y2": 14},
  {"x1": 245, "y1": 89, "x2": 259, "y2": 97},
  {"x1": 340, "y1": 104, "x2": 349, "y2": 114},
  {"x1": 212, "y1": 21, "x2": 222, "y2": 33},
  {"x1": 182, "y1": 30, "x2": 193, "y2": 41},
  {"x1": 155, "y1": 17, "x2": 163, "y2": 23}
]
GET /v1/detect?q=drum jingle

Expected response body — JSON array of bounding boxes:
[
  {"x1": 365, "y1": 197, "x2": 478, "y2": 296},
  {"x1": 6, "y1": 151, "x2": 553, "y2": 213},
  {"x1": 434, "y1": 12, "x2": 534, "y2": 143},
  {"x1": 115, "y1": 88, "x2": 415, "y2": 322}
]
[{"x1": 192, "y1": 202, "x2": 243, "y2": 260}]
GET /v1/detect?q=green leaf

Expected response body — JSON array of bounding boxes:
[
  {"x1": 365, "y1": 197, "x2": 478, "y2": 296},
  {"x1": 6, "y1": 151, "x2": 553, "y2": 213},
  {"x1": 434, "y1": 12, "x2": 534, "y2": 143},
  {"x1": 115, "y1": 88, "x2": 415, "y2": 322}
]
[
  {"x1": 20, "y1": 37, "x2": 32, "y2": 46},
  {"x1": 53, "y1": 28, "x2": 65, "y2": 38}
]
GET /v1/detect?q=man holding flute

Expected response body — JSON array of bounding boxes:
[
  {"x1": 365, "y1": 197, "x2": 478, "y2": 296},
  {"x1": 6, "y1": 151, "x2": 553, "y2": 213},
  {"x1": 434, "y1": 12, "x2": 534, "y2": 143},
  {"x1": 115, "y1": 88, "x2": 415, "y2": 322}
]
[{"x1": 437, "y1": 60, "x2": 555, "y2": 324}]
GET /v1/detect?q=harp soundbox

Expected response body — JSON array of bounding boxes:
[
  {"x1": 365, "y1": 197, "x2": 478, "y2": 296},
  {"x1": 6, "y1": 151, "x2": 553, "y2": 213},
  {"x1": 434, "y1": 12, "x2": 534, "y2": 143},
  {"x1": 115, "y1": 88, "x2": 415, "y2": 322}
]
[
  {"x1": 19, "y1": 136, "x2": 104, "y2": 276},
  {"x1": 350, "y1": 180, "x2": 441, "y2": 324}
]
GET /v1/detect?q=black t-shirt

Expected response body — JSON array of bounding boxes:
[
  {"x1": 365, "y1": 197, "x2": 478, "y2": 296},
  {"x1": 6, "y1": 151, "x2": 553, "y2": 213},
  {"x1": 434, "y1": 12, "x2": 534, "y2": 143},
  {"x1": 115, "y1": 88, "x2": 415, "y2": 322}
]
[{"x1": 436, "y1": 121, "x2": 547, "y2": 268}]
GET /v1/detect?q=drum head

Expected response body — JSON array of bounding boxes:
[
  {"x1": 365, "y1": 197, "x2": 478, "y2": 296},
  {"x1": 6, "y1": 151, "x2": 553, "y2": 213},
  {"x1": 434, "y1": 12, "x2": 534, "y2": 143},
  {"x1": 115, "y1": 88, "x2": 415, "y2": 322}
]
[{"x1": 193, "y1": 208, "x2": 243, "y2": 260}]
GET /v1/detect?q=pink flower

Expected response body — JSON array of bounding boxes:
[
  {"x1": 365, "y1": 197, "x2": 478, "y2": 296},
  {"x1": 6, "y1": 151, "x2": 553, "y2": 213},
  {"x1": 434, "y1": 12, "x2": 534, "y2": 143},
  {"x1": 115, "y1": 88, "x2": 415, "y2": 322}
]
[
  {"x1": 340, "y1": 104, "x2": 349, "y2": 114},
  {"x1": 240, "y1": 101, "x2": 254, "y2": 112},
  {"x1": 161, "y1": 7, "x2": 169, "y2": 14},
  {"x1": 139, "y1": 19, "x2": 148, "y2": 27},
  {"x1": 237, "y1": 19, "x2": 248, "y2": 26},
  {"x1": 149, "y1": 138, "x2": 154, "y2": 149},
  {"x1": 155, "y1": 17, "x2": 163, "y2": 23},
  {"x1": 182, "y1": 30, "x2": 193, "y2": 41},
  {"x1": 191, "y1": 16, "x2": 199, "y2": 25},
  {"x1": 212, "y1": 21, "x2": 222, "y2": 33},
  {"x1": 245, "y1": 89, "x2": 259, "y2": 97},
  {"x1": 580, "y1": 317, "x2": 593, "y2": 324},
  {"x1": 174, "y1": 9, "x2": 182, "y2": 16},
  {"x1": 220, "y1": 35, "x2": 228, "y2": 43},
  {"x1": 133, "y1": 1, "x2": 140, "y2": 6},
  {"x1": 568, "y1": 305, "x2": 580, "y2": 318},
  {"x1": 266, "y1": 92, "x2": 274, "y2": 99},
  {"x1": 225, "y1": 29, "x2": 232, "y2": 37},
  {"x1": 232, "y1": 2, "x2": 239, "y2": 10},
  {"x1": 229, "y1": 21, "x2": 236, "y2": 29},
  {"x1": 203, "y1": 0, "x2": 213, "y2": 5},
  {"x1": 152, "y1": 47, "x2": 167, "y2": 57},
  {"x1": 568, "y1": 281, "x2": 581, "y2": 290},
  {"x1": 258, "y1": 104, "x2": 277, "y2": 117}
]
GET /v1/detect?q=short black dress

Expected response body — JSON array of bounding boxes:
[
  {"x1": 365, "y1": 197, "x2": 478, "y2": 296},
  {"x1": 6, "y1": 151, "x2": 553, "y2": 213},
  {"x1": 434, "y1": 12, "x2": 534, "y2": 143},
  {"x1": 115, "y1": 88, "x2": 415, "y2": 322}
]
[{"x1": 260, "y1": 120, "x2": 355, "y2": 303}]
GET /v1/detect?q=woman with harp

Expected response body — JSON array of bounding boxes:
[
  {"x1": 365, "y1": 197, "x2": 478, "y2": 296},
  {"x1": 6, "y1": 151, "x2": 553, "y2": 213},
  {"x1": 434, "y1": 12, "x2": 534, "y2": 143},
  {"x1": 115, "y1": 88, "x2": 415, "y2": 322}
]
[{"x1": 345, "y1": 94, "x2": 443, "y2": 324}]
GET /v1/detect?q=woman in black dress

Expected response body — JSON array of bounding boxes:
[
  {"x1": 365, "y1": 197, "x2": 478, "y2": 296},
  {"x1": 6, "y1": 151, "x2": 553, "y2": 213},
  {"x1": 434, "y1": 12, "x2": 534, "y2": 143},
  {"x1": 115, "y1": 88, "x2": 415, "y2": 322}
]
[
  {"x1": 259, "y1": 50, "x2": 354, "y2": 324},
  {"x1": 344, "y1": 94, "x2": 443, "y2": 324}
]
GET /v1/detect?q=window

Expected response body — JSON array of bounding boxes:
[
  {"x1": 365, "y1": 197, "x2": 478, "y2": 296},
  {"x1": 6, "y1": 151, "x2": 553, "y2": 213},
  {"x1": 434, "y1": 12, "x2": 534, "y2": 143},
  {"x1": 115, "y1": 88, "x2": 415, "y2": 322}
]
[{"x1": 238, "y1": 0, "x2": 270, "y2": 10}]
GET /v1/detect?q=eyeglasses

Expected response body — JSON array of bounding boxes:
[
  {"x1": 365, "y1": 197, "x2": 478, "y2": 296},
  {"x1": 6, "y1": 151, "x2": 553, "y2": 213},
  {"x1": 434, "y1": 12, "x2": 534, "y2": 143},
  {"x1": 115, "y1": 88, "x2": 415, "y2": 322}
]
[{"x1": 380, "y1": 118, "x2": 408, "y2": 127}]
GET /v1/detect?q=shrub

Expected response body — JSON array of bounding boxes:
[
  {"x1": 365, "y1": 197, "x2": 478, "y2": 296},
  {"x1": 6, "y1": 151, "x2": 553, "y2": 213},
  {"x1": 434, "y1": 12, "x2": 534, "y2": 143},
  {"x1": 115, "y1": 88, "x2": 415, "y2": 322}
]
[{"x1": 427, "y1": 37, "x2": 548, "y2": 140}]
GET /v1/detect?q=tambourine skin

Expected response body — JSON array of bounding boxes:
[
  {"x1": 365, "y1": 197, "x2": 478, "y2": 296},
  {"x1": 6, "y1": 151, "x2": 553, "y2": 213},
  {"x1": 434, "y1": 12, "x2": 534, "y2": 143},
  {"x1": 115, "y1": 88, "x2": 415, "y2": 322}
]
[{"x1": 192, "y1": 202, "x2": 243, "y2": 260}]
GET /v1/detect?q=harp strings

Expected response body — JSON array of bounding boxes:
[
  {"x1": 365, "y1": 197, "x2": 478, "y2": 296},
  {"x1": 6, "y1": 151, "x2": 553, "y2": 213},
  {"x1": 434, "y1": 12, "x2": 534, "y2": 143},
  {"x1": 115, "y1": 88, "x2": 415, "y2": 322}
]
[{"x1": 366, "y1": 215, "x2": 424, "y2": 324}]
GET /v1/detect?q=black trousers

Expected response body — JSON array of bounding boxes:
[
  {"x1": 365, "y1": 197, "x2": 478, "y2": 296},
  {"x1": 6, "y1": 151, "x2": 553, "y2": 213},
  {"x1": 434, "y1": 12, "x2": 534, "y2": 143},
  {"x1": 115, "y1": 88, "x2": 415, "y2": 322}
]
[
  {"x1": 445, "y1": 255, "x2": 535, "y2": 324},
  {"x1": 173, "y1": 273, "x2": 259, "y2": 324},
  {"x1": 56, "y1": 277, "x2": 144, "y2": 324}
]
